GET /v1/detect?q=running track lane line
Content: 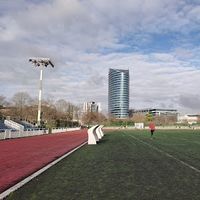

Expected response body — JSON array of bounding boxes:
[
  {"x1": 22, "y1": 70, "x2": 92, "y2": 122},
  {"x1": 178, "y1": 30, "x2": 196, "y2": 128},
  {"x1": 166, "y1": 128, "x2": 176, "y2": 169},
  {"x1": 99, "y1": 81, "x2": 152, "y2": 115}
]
[
  {"x1": 123, "y1": 132, "x2": 200, "y2": 174},
  {"x1": 0, "y1": 141, "x2": 87, "y2": 200}
]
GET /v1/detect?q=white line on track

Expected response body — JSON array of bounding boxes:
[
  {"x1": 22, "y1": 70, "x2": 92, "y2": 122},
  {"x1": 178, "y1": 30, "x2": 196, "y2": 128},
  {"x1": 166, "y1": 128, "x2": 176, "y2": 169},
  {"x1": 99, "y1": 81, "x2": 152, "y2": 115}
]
[
  {"x1": 124, "y1": 133, "x2": 200, "y2": 174},
  {"x1": 0, "y1": 141, "x2": 87, "y2": 200}
]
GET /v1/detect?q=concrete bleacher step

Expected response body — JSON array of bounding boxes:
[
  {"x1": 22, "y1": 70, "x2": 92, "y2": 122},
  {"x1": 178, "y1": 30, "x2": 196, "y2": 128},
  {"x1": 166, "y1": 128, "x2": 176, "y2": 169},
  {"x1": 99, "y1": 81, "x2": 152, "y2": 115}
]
[{"x1": 16, "y1": 121, "x2": 36, "y2": 130}]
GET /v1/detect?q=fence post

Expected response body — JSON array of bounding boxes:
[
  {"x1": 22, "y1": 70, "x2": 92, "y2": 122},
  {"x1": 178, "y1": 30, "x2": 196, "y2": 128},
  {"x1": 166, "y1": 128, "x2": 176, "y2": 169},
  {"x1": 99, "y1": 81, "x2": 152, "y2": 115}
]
[
  {"x1": 8, "y1": 130, "x2": 11, "y2": 139},
  {"x1": 4, "y1": 130, "x2": 8, "y2": 139},
  {"x1": 48, "y1": 128, "x2": 52, "y2": 134}
]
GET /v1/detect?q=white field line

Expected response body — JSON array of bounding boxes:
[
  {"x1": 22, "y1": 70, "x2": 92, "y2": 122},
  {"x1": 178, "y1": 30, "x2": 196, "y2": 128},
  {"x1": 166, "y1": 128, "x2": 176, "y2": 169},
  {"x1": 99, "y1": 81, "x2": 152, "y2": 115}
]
[
  {"x1": 178, "y1": 138, "x2": 200, "y2": 145},
  {"x1": 156, "y1": 143, "x2": 186, "y2": 146},
  {"x1": 0, "y1": 141, "x2": 87, "y2": 200},
  {"x1": 155, "y1": 136, "x2": 200, "y2": 145},
  {"x1": 125, "y1": 133, "x2": 200, "y2": 174}
]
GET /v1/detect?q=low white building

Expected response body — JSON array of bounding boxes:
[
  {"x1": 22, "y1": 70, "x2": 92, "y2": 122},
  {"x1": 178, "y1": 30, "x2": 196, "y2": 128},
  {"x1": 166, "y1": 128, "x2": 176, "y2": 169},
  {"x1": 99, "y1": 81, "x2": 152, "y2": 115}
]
[
  {"x1": 130, "y1": 108, "x2": 178, "y2": 117},
  {"x1": 177, "y1": 114, "x2": 200, "y2": 124}
]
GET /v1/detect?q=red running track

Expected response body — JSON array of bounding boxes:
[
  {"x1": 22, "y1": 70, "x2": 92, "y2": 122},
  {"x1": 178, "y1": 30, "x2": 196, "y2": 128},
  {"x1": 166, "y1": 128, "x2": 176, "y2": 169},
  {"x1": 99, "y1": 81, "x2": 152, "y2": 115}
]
[{"x1": 0, "y1": 129, "x2": 88, "y2": 193}]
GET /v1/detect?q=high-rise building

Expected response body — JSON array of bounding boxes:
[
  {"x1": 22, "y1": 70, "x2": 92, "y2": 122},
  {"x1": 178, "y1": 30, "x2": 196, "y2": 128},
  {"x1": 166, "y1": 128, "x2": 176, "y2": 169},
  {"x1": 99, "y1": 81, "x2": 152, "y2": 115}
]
[{"x1": 108, "y1": 68, "x2": 129, "y2": 118}]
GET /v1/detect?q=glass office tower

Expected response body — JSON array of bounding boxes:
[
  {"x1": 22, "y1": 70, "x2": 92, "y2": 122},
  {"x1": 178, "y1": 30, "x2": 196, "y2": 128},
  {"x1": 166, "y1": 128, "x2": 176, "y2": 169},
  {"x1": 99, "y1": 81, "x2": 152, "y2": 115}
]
[{"x1": 108, "y1": 68, "x2": 129, "y2": 118}]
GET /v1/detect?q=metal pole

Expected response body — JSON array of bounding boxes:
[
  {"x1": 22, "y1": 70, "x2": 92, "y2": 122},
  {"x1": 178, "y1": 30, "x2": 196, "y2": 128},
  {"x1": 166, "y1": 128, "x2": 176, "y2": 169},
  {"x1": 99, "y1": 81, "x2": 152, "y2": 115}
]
[
  {"x1": 37, "y1": 68, "x2": 43, "y2": 126},
  {"x1": 29, "y1": 58, "x2": 54, "y2": 127}
]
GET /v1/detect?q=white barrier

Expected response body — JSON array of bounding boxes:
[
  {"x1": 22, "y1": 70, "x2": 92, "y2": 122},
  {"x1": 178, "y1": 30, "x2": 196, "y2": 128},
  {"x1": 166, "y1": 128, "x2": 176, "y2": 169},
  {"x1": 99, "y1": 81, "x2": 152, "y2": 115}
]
[
  {"x1": 96, "y1": 126, "x2": 103, "y2": 139},
  {"x1": 67, "y1": 127, "x2": 81, "y2": 131},
  {"x1": 51, "y1": 127, "x2": 81, "y2": 134},
  {"x1": 88, "y1": 125, "x2": 99, "y2": 145},
  {"x1": 0, "y1": 127, "x2": 81, "y2": 141},
  {"x1": 0, "y1": 129, "x2": 45, "y2": 140},
  {"x1": 99, "y1": 125, "x2": 104, "y2": 137},
  {"x1": 88, "y1": 125, "x2": 104, "y2": 145},
  {"x1": 52, "y1": 128, "x2": 68, "y2": 133}
]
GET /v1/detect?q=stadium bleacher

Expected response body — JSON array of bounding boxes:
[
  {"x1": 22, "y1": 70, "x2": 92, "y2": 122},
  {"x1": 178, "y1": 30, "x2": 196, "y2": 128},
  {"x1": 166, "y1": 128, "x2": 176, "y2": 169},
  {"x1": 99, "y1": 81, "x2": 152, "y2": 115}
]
[
  {"x1": 0, "y1": 120, "x2": 12, "y2": 130},
  {"x1": 15, "y1": 120, "x2": 36, "y2": 130}
]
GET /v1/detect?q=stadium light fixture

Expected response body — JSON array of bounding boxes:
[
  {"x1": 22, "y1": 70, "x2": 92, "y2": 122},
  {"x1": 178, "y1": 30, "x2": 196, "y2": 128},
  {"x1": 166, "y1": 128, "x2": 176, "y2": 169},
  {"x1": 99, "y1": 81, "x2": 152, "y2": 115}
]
[{"x1": 29, "y1": 57, "x2": 54, "y2": 127}]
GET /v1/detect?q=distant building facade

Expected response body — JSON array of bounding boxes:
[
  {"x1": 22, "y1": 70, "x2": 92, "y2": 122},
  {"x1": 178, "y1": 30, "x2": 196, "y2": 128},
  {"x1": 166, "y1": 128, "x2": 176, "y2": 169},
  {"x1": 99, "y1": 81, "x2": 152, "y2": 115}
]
[
  {"x1": 108, "y1": 68, "x2": 129, "y2": 118},
  {"x1": 129, "y1": 108, "x2": 178, "y2": 125},
  {"x1": 130, "y1": 108, "x2": 178, "y2": 118},
  {"x1": 83, "y1": 102, "x2": 101, "y2": 113},
  {"x1": 178, "y1": 114, "x2": 200, "y2": 124}
]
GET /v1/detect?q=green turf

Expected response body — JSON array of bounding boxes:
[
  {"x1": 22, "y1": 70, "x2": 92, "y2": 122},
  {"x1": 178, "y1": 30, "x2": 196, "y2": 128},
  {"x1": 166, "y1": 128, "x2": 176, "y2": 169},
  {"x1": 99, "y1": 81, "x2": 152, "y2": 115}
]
[{"x1": 6, "y1": 129, "x2": 200, "y2": 200}]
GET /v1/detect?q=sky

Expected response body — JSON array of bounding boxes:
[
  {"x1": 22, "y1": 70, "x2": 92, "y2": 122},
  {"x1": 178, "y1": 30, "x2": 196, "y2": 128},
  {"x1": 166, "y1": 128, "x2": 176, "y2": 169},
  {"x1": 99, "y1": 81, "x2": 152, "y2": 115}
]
[{"x1": 0, "y1": 0, "x2": 200, "y2": 114}]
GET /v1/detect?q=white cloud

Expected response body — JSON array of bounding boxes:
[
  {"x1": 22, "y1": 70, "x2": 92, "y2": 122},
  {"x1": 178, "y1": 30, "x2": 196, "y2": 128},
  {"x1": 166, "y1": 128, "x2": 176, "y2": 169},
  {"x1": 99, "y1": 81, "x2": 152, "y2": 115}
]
[{"x1": 0, "y1": 0, "x2": 200, "y2": 114}]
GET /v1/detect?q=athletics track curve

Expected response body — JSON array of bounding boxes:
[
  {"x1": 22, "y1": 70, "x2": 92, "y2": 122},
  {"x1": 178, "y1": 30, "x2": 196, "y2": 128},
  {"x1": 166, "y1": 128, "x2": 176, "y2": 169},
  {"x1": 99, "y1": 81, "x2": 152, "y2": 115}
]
[{"x1": 0, "y1": 129, "x2": 88, "y2": 193}]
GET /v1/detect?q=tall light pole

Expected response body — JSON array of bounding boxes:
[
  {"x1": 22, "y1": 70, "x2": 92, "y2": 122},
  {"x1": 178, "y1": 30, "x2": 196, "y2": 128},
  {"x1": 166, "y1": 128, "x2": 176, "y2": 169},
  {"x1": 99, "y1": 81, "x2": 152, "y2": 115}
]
[{"x1": 29, "y1": 57, "x2": 54, "y2": 127}]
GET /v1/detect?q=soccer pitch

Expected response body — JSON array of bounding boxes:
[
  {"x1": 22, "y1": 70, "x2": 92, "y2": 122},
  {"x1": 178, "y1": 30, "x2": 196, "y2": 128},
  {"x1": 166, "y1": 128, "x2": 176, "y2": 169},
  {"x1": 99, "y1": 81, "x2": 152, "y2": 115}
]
[{"x1": 6, "y1": 129, "x2": 200, "y2": 200}]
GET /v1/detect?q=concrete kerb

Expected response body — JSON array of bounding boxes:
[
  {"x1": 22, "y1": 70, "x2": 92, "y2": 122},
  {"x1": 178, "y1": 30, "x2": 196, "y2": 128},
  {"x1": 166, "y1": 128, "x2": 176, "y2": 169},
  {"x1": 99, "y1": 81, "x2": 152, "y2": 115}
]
[{"x1": 0, "y1": 141, "x2": 87, "y2": 200}]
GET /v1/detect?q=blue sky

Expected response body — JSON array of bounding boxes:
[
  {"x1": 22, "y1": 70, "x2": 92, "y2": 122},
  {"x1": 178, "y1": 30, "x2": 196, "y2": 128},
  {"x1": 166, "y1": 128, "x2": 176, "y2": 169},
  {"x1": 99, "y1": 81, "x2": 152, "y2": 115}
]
[{"x1": 0, "y1": 0, "x2": 200, "y2": 114}]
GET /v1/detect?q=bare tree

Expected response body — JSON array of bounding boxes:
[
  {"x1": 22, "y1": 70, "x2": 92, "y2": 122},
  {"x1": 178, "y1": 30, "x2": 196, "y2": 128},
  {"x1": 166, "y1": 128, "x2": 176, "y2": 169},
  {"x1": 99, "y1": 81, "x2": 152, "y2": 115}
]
[
  {"x1": 81, "y1": 112, "x2": 106, "y2": 125},
  {"x1": 55, "y1": 99, "x2": 80, "y2": 122},
  {"x1": 131, "y1": 113, "x2": 146, "y2": 123},
  {"x1": 72, "y1": 105, "x2": 81, "y2": 121},
  {"x1": 197, "y1": 116, "x2": 200, "y2": 124},
  {"x1": 55, "y1": 99, "x2": 69, "y2": 113},
  {"x1": 0, "y1": 95, "x2": 7, "y2": 107},
  {"x1": 0, "y1": 95, "x2": 6, "y2": 119},
  {"x1": 154, "y1": 115, "x2": 177, "y2": 126},
  {"x1": 1, "y1": 93, "x2": 83, "y2": 128},
  {"x1": 12, "y1": 92, "x2": 32, "y2": 107},
  {"x1": 11, "y1": 92, "x2": 33, "y2": 120}
]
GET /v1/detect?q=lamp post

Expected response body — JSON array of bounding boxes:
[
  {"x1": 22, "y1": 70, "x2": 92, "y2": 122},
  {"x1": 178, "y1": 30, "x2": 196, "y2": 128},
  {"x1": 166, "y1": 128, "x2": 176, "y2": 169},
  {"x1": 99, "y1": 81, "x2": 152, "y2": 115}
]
[{"x1": 29, "y1": 57, "x2": 54, "y2": 127}]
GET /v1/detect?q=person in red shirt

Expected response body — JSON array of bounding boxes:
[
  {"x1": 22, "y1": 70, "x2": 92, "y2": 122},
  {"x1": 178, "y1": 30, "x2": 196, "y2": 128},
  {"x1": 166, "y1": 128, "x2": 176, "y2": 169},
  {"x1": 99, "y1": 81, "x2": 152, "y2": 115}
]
[{"x1": 149, "y1": 122, "x2": 155, "y2": 137}]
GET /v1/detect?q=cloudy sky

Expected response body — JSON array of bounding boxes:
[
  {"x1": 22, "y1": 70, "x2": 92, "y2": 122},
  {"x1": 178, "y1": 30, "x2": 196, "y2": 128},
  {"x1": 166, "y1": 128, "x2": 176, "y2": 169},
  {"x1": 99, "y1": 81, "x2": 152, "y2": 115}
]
[{"x1": 0, "y1": 0, "x2": 200, "y2": 114}]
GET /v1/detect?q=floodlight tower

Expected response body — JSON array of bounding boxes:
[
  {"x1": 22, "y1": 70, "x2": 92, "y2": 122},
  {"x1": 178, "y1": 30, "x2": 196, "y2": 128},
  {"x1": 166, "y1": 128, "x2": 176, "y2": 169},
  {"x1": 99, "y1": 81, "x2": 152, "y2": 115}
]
[{"x1": 29, "y1": 57, "x2": 54, "y2": 126}]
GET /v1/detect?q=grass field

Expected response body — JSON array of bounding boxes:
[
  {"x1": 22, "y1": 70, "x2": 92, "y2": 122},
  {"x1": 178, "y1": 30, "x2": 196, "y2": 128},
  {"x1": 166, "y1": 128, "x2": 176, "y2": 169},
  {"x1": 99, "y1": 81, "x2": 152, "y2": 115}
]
[{"x1": 6, "y1": 129, "x2": 200, "y2": 200}]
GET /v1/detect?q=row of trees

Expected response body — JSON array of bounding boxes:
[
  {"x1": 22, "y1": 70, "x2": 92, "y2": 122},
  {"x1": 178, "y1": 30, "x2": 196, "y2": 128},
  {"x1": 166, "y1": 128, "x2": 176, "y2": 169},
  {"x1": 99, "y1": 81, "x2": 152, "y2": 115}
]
[
  {"x1": 0, "y1": 92, "x2": 82, "y2": 128},
  {"x1": 1, "y1": 92, "x2": 196, "y2": 127},
  {"x1": 131, "y1": 113, "x2": 178, "y2": 126},
  {"x1": 104, "y1": 114, "x2": 177, "y2": 127}
]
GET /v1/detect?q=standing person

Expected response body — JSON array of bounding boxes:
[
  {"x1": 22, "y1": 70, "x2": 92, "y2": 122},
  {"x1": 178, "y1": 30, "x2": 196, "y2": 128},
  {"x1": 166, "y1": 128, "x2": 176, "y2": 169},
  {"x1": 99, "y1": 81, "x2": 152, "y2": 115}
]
[{"x1": 149, "y1": 122, "x2": 155, "y2": 137}]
